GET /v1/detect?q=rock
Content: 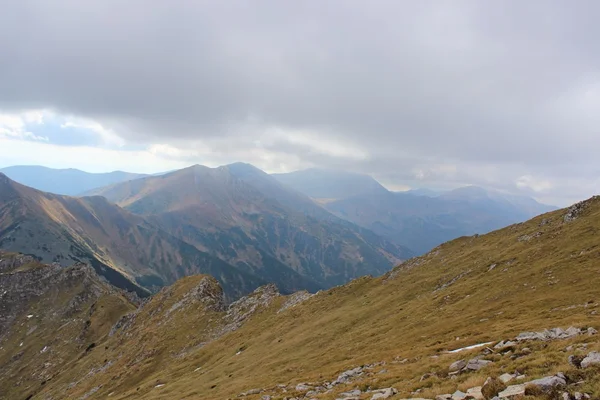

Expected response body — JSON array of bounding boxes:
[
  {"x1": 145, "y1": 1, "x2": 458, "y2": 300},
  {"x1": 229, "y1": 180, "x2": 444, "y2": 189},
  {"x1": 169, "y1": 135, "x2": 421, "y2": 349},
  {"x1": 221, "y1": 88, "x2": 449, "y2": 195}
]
[
  {"x1": 563, "y1": 326, "x2": 581, "y2": 338},
  {"x1": 466, "y1": 358, "x2": 492, "y2": 371},
  {"x1": 295, "y1": 383, "x2": 312, "y2": 392},
  {"x1": 516, "y1": 331, "x2": 545, "y2": 341},
  {"x1": 261, "y1": 396, "x2": 271, "y2": 400},
  {"x1": 587, "y1": 327, "x2": 598, "y2": 336},
  {"x1": 241, "y1": 388, "x2": 262, "y2": 396},
  {"x1": 527, "y1": 375, "x2": 567, "y2": 391},
  {"x1": 494, "y1": 340, "x2": 516, "y2": 350},
  {"x1": 499, "y1": 373, "x2": 515, "y2": 384},
  {"x1": 521, "y1": 347, "x2": 531, "y2": 355},
  {"x1": 333, "y1": 366, "x2": 364, "y2": 385},
  {"x1": 451, "y1": 390, "x2": 466, "y2": 400},
  {"x1": 449, "y1": 359, "x2": 466, "y2": 372},
  {"x1": 371, "y1": 387, "x2": 398, "y2": 399},
  {"x1": 339, "y1": 390, "x2": 362, "y2": 398},
  {"x1": 465, "y1": 386, "x2": 483, "y2": 400},
  {"x1": 581, "y1": 351, "x2": 600, "y2": 368},
  {"x1": 498, "y1": 384, "x2": 526, "y2": 398}
]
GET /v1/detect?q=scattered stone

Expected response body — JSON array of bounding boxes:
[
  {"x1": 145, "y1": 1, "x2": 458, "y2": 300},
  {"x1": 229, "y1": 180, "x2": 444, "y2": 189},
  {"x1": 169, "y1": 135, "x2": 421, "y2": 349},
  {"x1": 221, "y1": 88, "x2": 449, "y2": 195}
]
[
  {"x1": 339, "y1": 389, "x2": 361, "y2": 398},
  {"x1": 527, "y1": 375, "x2": 566, "y2": 392},
  {"x1": 466, "y1": 358, "x2": 492, "y2": 371},
  {"x1": 333, "y1": 367, "x2": 364, "y2": 385},
  {"x1": 587, "y1": 327, "x2": 598, "y2": 336},
  {"x1": 581, "y1": 351, "x2": 600, "y2": 368},
  {"x1": 498, "y1": 384, "x2": 526, "y2": 398},
  {"x1": 499, "y1": 373, "x2": 515, "y2": 384},
  {"x1": 371, "y1": 387, "x2": 398, "y2": 399},
  {"x1": 449, "y1": 359, "x2": 466, "y2": 372},
  {"x1": 494, "y1": 340, "x2": 516, "y2": 350},
  {"x1": 466, "y1": 386, "x2": 484, "y2": 400},
  {"x1": 295, "y1": 383, "x2": 312, "y2": 392},
  {"x1": 451, "y1": 390, "x2": 466, "y2": 400}
]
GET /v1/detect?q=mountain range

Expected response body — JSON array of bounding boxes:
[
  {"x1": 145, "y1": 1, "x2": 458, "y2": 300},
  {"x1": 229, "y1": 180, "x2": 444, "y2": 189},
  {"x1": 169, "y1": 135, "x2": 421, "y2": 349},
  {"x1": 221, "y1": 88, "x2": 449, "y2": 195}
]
[
  {"x1": 0, "y1": 165, "x2": 410, "y2": 298},
  {"x1": 273, "y1": 169, "x2": 557, "y2": 254},
  {"x1": 2, "y1": 164, "x2": 557, "y2": 257},
  {"x1": 1, "y1": 196, "x2": 598, "y2": 399},
  {"x1": 0, "y1": 165, "x2": 148, "y2": 196}
]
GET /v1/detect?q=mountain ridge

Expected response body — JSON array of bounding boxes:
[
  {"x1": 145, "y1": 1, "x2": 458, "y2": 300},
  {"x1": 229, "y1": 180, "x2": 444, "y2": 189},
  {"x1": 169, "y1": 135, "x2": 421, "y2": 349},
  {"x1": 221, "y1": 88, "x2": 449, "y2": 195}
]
[{"x1": 87, "y1": 163, "x2": 412, "y2": 288}]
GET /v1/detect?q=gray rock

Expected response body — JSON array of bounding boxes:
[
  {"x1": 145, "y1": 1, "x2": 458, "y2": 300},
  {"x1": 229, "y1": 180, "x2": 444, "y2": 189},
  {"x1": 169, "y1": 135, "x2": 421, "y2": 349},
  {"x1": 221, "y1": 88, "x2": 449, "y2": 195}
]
[
  {"x1": 339, "y1": 390, "x2": 362, "y2": 398},
  {"x1": 333, "y1": 366, "x2": 364, "y2": 385},
  {"x1": 581, "y1": 351, "x2": 600, "y2": 368},
  {"x1": 465, "y1": 386, "x2": 483, "y2": 400},
  {"x1": 241, "y1": 388, "x2": 262, "y2": 396},
  {"x1": 261, "y1": 396, "x2": 272, "y2": 400},
  {"x1": 527, "y1": 375, "x2": 567, "y2": 391},
  {"x1": 587, "y1": 327, "x2": 598, "y2": 336},
  {"x1": 466, "y1": 358, "x2": 492, "y2": 371},
  {"x1": 449, "y1": 359, "x2": 466, "y2": 372},
  {"x1": 451, "y1": 390, "x2": 466, "y2": 400},
  {"x1": 516, "y1": 331, "x2": 545, "y2": 341},
  {"x1": 295, "y1": 383, "x2": 312, "y2": 392},
  {"x1": 371, "y1": 387, "x2": 398, "y2": 399},
  {"x1": 499, "y1": 373, "x2": 516, "y2": 383},
  {"x1": 563, "y1": 326, "x2": 581, "y2": 338},
  {"x1": 498, "y1": 384, "x2": 526, "y2": 398},
  {"x1": 494, "y1": 340, "x2": 516, "y2": 350}
]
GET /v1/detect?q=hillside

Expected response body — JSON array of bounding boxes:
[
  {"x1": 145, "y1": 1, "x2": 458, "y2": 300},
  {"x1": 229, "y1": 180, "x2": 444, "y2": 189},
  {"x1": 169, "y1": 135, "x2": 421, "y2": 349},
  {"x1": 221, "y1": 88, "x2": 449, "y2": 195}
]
[
  {"x1": 0, "y1": 173, "x2": 264, "y2": 299},
  {"x1": 2, "y1": 196, "x2": 600, "y2": 399},
  {"x1": 88, "y1": 163, "x2": 411, "y2": 289},
  {"x1": 0, "y1": 165, "x2": 148, "y2": 196}
]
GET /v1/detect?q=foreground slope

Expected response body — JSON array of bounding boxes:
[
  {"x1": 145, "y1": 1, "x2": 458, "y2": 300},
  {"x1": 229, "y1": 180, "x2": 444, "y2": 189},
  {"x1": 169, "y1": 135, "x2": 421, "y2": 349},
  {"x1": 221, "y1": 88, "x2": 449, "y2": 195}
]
[
  {"x1": 0, "y1": 173, "x2": 263, "y2": 298},
  {"x1": 0, "y1": 165, "x2": 148, "y2": 196},
  {"x1": 5, "y1": 196, "x2": 599, "y2": 399},
  {"x1": 88, "y1": 163, "x2": 410, "y2": 289}
]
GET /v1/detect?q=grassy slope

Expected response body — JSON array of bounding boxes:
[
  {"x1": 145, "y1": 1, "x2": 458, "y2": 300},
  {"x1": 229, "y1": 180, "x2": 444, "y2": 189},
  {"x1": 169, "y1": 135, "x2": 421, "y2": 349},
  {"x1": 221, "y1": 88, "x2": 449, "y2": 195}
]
[{"x1": 7, "y1": 197, "x2": 600, "y2": 399}]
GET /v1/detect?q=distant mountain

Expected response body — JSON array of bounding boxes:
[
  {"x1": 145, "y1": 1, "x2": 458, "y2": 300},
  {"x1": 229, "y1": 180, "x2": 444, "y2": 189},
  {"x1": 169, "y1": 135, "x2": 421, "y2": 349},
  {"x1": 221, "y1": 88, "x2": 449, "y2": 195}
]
[
  {"x1": 0, "y1": 165, "x2": 148, "y2": 195},
  {"x1": 272, "y1": 168, "x2": 388, "y2": 199},
  {"x1": 88, "y1": 163, "x2": 412, "y2": 288},
  {"x1": 325, "y1": 186, "x2": 557, "y2": 254},
  {"x1": 0, "y1": 173, "x2": 264, "y2": 299},
  {"x1": 274, "y1": 168, "x2": 557, "y2": 255},
  {"x1": 403, "y1": 188, "x2": 445, "y2": 197}
]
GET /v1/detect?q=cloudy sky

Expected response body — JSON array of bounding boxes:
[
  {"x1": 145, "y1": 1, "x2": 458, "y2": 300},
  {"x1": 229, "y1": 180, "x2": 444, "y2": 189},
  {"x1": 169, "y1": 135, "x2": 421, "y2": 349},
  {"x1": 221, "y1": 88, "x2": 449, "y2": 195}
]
[{"x1": 1, "y1": 1, "x2": 598, "y2": 206}]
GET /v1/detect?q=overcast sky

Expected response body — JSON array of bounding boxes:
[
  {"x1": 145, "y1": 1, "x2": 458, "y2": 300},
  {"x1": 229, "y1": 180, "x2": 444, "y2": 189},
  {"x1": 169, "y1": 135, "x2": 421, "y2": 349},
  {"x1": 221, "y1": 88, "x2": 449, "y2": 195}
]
[{"x1": 1, "y1": 1, "x2": 599, "y2": 206}]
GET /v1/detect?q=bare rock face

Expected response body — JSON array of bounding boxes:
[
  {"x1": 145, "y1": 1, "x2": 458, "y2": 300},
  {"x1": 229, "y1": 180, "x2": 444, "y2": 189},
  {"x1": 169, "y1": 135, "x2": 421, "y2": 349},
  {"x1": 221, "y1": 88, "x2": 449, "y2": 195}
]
[{"x1": 220, "y1": 284, "x2": 280, "y2": 335}]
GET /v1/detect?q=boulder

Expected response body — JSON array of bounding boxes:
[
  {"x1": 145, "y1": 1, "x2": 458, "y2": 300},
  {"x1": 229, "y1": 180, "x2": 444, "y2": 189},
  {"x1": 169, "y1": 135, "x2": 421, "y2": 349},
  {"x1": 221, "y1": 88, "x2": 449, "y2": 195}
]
[
  {"x1": 562, "y1": 326, "x2": 581, "y2": 338},
  {"x1": 465, "y1": 386, "x2": 483, "y2": 400},
  {"x1": 587, "y1": 327, "x2": 598, "y2": 336},
  {"x1": 334, "y1": 366, "x2": 364, "y2": 384},
  {"x1": 339, "y1": 390, "x2": 362, "y2": 398},
  {"x1": 451, "y1": 390, "x2": 466, "y2": 400},
  {"x1": 449, "y1": 359, "x2": 466, "y2": 372},
  {"x1": 295, "y1": 383, "x2": 312, "y2": 392},
  {"x1": 581, "y1": 351, "x2": 600, "y2": 368},
  {"x1": 371, "y1": 387, "x2": 398, "y2": 399},
  {"x1": 498, "y1": 373, "x2": 515, "y2": 384},
  {"x1": 516, "y1": 331, "x2": 545, "y2": 341},
  {"x1": 527, "y1": 375, "x2": 566, "y2": 392},
  {"x1": 498, "y1": 384, "x2": 526, "y2": 398},
  {"x1": 466, "y1": 358, "x2": 492, "y2": 371}
]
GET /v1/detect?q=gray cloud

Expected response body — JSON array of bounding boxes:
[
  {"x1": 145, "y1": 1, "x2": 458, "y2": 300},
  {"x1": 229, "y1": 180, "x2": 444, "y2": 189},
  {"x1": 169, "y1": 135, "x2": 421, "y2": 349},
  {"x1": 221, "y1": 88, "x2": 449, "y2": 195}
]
[{"x1": 1, "y1": 0, "x2": 599, "y2": 205}]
